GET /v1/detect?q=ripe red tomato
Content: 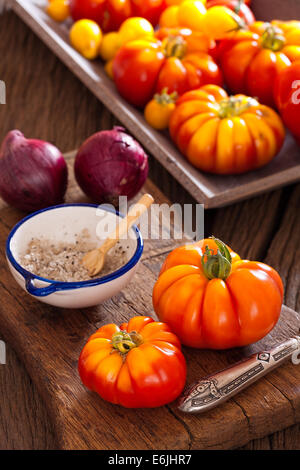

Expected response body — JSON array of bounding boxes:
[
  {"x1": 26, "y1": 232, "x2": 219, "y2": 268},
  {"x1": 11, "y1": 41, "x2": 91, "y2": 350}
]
[
  {"x1": 275, "y1": 61, "x2": 300, "y2": 145},
  {"x1": 206, "y1": 0, "x2": 255, "y2": 26},
  {"x1": 133, "y1": 0, "x2": 167, "y2": 26},
  {"x1": 113, "y1": 29, "x2": 222, "y2": 108},
  {"x1": 69, "y1": 0, "x2": 167, "y2": 33},
  {"x1": 218, "y1": 21, "x2": 300, "y2": 107},
  {"x1": 78, "y1": 316, "x2": 187, "y2": 408}
]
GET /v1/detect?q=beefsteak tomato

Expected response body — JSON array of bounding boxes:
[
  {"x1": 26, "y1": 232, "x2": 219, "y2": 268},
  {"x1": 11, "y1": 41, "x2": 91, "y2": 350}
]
[
  {"x1": 153, "y1": 237, "x2": 284, "y2": 349},
  {"x1": 218, "y1": 20, "x2": 300, "y2": 107},
  {"x1": 70, "y1": 0, "x2": 167, "y2": 33},
  {"x1": 78, "y1": 316, "x2": 187, "y2": 408},
  {"x1": 169, "y1": 84, "x2": 285, "y2": 174},
  {"x1": 274, "y1": 61, "x2": 300, "y2": 145},
  {"x1": 113, "y1": 29, "x2": 222, "y2": 107}
]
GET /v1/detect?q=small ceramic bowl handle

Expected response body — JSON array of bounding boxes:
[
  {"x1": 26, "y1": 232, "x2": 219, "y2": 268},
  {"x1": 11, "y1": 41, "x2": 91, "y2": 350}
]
[{"x1": 25, "y1": 276, "x2": 59, "y2": 297}]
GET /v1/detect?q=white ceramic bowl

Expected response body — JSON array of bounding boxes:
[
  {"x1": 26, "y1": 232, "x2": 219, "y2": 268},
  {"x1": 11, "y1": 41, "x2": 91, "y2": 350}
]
[{"x1": 6, "y1": 204, "x2": 143, "y2": 309}]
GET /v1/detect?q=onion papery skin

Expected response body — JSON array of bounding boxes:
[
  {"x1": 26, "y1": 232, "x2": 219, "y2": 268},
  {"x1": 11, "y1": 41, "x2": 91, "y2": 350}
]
[
  {"x1": 74, "y1": 127, "x2": 149, "y2": 205},
  {"x1": 0, "y1": 130, "x2": 68, "y2": 212}
]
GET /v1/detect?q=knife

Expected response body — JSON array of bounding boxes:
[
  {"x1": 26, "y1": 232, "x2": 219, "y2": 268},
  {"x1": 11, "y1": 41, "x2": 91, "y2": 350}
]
[{"x1": 178, "y1": 335, "x2": 300, "y2": 414}]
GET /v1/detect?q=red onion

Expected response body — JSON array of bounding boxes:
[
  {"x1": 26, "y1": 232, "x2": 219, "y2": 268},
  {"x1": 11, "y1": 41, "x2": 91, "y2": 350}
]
[
  {"x1": 0, "y1": 130, "x2": 68, "y2": 212},
  {"x1": 74, "y1": 127, "x2": 149, "y2": 205}
]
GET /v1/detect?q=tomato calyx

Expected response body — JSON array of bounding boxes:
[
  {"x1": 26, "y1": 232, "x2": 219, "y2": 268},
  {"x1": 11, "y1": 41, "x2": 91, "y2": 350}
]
[
  {"x1": 202, "y1": 237, "x2": 232, "y2": 280},
  {"x1": 234, "y1": 0, "x2": 245, "y2": 15},
  {"x1": 111, "y1": 330, "x2": 143, "y2": 355},
  {"x1": 154, "y1": 88, "x2": 178, "y2": 105},
  {"x1": 223, "y1": 8, "x2": 246, "y2": 33},
  {"x1": 261, "y1": 25, "x2": 286, "y2": 52},
  {"x1": 162, "y1": 35, "x2": 187, "y2": 59},
  {"x1": 218, "y1": 96, "x2": 257, "y2": 118}
]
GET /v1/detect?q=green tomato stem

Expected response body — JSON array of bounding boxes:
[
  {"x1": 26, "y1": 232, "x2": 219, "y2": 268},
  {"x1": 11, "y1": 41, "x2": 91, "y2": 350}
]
[
  {"x1": 201, "y1": 237, "x2": 232, "y2": 280},
  {"x1": 112, "y1": 330, "x2": 143, "y2": 355},
  {"x1": 154, "y1": 88, "x2": 178, "y2": 105},
  {"x1": 261, "y1": 25, "x2": 286, "y2": 51},
  {"x1": 218, "y1": 96, "x2": 258, "y2": 119},
  {"x1": 162, "y1": 35, "x2": 187, "y2": 59}
]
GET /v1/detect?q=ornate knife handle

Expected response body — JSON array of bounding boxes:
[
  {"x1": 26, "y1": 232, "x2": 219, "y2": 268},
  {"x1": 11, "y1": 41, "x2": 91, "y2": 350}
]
[{"x1": 178, "y1": 336, "x2": 300, "y2": 414}]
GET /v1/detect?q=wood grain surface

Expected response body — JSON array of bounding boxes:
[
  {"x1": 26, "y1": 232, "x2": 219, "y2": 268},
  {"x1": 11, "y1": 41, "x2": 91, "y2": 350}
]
[
  {"x1": 0, "y1": 152, "x2": 299, "y2": 450},
  {"x1": 0, "y1": 8, "x2": 299, "y2": 450},
  {"x1": 10, "y1": 0, "x2": 300, "y2": 209}
]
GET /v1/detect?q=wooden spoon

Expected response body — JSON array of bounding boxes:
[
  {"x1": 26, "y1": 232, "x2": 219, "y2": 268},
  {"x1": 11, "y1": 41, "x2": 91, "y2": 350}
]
[{"x1": 82, "y1": 194, "x2": 154, "y2": 277}]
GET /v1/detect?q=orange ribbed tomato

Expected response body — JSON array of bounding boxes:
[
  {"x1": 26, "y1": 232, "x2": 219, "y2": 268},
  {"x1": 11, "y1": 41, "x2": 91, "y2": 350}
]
[
  {"x1": 169, "y1": 84, "x2": 285, "y2": 174},
  {"x1": 218, "y1": 21, "x2": 300, "y2": 107},
  {"x1": 78, "y1": 316, "x2": 187, "y2": 408},
  {"x1": 113, "y1": 28, "x2": 222, "y2": 107},
  {"x1": 153, "y1": 238, "x2": 284, "y2": 350}
]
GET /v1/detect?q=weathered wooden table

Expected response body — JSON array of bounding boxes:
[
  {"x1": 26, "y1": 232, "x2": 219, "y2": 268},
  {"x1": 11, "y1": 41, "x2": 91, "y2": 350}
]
[{"x1": 0, "y1": 10, "x2": 299, "y2": 450}]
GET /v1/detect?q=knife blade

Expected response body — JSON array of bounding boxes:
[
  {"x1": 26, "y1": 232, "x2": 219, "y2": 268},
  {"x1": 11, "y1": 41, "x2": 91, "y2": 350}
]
[{"x1": 178, "y1": 335, "x2": 300, "y2": 414}]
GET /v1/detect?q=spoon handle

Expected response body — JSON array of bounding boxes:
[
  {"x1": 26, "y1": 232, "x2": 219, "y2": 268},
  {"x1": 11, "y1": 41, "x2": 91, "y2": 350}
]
[
  {"x1": 101, "y1": 194, "x2": 154, "y2": 253},
  {"x1": 178, "y1": 336, "x2": 300, "y2": 414}
]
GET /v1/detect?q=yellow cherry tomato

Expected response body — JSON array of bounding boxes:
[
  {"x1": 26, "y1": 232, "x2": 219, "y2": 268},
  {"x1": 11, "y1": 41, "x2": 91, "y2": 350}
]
[
  {"x1": 70, "y1": 19, "x2": 103, "y2": 60},
  {"x1": 46, "y1": 0, "x2": 70, "y2": 22},
  {"x1": 159, "y1": 6, "x2": 180, "y2": 28},
  {"x1": 104, "y1": 60, "x2": 114, "y2": 79},
  {"x1": 144, "y1": 89, "x2": 178, "y2": 130},
  {"x1": 177, "y1": 0, "x2": 207, "y2": 31},
  {"x1": 201, "y1": 6, "x2": 244, "y2": 40},
  {"x1": 118, "y1": 17, "x2": 154, "y2": 46},
  {"x1": 100, "y1": 32, "x2": 121, "y2": 61}
]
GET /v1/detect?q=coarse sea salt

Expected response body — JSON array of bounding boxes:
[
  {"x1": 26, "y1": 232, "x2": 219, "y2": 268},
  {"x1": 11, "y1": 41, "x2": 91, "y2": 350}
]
[{"x1": 19, "y1": 229, "x2": 129, "y2": 282}]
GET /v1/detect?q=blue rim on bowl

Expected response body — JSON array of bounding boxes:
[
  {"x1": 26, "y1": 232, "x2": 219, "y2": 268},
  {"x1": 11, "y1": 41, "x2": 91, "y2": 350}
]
[{"x1": 6, "y1": 203, "x2": 144, "y2": 297}]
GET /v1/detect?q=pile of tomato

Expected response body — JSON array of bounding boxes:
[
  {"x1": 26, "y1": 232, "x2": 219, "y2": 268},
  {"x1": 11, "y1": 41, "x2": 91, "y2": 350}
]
[
  {"x1": 47, "y1": 0, "x2": 300, "y2": 175},
  {"x1": 46, "y1": 1, "x2": 293, "y2": 409},
  {"x1": 78, "y1": 237, "x2": 284, "y2": 408}
]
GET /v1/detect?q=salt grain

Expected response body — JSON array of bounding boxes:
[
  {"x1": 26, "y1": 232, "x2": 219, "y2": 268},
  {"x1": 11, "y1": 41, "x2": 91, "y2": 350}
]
[{"x1": 19, "y1": 230, "x2": 128, "y2": 282}]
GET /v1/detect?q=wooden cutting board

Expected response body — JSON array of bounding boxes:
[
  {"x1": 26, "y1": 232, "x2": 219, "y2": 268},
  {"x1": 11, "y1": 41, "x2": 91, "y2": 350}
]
[
  {"x1": 0, "y1": 153, "x2": 299, "y2": 450},
  {"x1": 11, "y1": 0, "x2": 300, "y2": 209}
]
